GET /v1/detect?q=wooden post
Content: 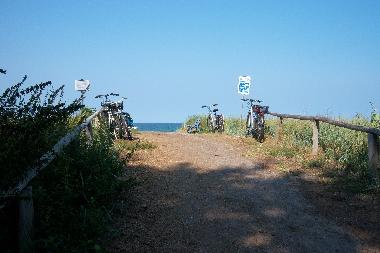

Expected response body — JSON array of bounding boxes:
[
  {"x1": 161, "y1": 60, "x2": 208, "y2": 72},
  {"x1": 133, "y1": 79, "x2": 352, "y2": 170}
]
[
  {"x1": 94, "y1": 114, "x2": 101, "y2": 128},
  {"x1": 312, "y1": 120, "x2": 320, "y2": 156},
  {"x1": 368, "y1": 133, "x2": 379, "y2": 184},
  {"x1": 276, "y1": 117, "x2": 283, "y2": 142},
  {"x1": 18, "y1": 186, "x2": 33, "y2": 253},
  {"x1": 85, "y1": 122, "x2": 93, "y2": 143}
]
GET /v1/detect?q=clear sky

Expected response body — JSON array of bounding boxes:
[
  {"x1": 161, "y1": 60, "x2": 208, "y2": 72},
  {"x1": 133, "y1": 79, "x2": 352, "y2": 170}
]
[{"x1": 1, "y1": 0, "x2": 379, "y2": 122}]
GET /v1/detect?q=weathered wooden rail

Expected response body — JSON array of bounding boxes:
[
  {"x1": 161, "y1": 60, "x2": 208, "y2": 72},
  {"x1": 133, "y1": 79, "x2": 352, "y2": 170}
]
[
  {"x1": 268, "y1": 111, "x2": 380, "y2": 183},
  {"x1": 0, "y1": 109, "x2": 101, "y2": 252}
]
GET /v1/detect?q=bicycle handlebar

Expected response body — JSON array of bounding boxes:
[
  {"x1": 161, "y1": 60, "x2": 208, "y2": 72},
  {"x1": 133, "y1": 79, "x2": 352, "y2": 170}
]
[
  {"x1": 95, "y1": 93, "x2": 120, "y2": 99},
  {"x1": 241, "y1": 98, "x2": 263, "y2": 103}
]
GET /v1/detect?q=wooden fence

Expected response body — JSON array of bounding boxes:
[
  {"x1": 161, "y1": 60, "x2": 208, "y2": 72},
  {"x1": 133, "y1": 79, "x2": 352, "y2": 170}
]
[
  {"x1": 268, "y1": 111, "x2": 380, "y2": 183},
  {"x1": 0, "y1": 109, "x2": 101, "y2": 252}
]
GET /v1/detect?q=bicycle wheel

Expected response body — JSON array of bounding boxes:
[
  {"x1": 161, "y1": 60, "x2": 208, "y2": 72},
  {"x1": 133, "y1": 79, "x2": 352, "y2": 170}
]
[
  {"x1": 207, "y1": 116, "x2": 213, "y2": 132},
  {"x1": 246, "y1": 113, "x2": 252, "y2": 136},
  {"x1": 257, "y1": 117, "x2": 265, "y2": 143},
  {"x1": 121, "y1": 115, "x2": 133, "y2": 140},
  {"x1": 219, "y1": 115, "x2": 224, "y2": 132},
  {"x1": 109, "y1": 118, "x2": 118, "y2": 139},
  {"x1": 114, "y1": 116, "x2": 123, "y2": 139},
  {"x1": 125, "y1": 123, "x2": 133, "y2": 140}
]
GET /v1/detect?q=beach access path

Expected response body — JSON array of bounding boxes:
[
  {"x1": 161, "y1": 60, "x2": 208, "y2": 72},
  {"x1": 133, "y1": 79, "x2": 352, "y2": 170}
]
[{"x1": 106, "y1": 132, "x2": 378, "y2": 252}]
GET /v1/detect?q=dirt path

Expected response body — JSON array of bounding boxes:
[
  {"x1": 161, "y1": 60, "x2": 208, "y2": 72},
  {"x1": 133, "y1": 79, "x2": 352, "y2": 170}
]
[{"x1": 107, "y1": 132, "x2": 364, "y2": 252}]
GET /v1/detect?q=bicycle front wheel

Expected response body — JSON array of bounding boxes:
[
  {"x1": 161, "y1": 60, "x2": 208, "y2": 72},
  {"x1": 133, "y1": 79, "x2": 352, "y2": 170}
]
[{"x1": 207, "y1": 116, "x2": 213, "y2": 132}]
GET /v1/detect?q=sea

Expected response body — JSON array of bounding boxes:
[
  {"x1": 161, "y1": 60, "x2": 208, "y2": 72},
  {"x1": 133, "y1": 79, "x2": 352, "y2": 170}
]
[{"x1": 134, "y1": 123, "x2": 183, "y2": 132}]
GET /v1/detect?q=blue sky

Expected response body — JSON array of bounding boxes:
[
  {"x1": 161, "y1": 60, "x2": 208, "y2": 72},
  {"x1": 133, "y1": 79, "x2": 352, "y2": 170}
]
[{"x1": 1, "y1": 0, "x2": 379, "y2": 122}]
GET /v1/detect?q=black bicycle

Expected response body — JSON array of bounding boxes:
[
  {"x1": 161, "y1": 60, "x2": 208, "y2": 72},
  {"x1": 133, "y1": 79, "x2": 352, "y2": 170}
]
[
  {"x1": 242, "y1": 98, "x2": 269, "y2": 142},
  {"x1": 95, "y1": 93, "x2": 133, "y2": 140}
]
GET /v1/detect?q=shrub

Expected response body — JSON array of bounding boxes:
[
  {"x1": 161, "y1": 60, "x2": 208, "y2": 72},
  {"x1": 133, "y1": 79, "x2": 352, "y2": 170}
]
[
  {"x1": 0, "y1": 74, "x2": 83, "y2": 190},
  {"x1": 0, "y1": 71, "x2": 135, "y2": 252}
]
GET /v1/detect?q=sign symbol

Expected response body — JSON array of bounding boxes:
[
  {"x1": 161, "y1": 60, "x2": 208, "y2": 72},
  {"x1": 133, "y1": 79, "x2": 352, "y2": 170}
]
[{"x1": 238, "y1": 76, "x2": 251, "y2": 96}]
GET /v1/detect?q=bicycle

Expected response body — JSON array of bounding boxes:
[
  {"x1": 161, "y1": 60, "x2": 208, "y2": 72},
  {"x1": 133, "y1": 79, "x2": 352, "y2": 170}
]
[
  {"x1": 201, "y1": 104, "x2": 224, "y2": 132},
  {"x1": 242, "y1": 98, "x2": 269, "y2": 142},
  {"x1": 186, "y1": 118, "x2": 201, "y2": 134},
  {"x1": 95, "y1": 93, "x2": 133, "y2": 140}
]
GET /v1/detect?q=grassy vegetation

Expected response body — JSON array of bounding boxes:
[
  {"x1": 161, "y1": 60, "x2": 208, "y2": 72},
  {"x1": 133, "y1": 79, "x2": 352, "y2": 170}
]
[
  {"x1": 0, "y1": 72, "x2": 154, "y2": 252},
  {"x1": 258, "y1": 115, "x2": 379, "y2": 192},
  {"x1": 30, "y1": 123, "x2": 155, "y2": 253},
  {"x1": 184, "y1": 110, "x2": 380, "y2": 193}
]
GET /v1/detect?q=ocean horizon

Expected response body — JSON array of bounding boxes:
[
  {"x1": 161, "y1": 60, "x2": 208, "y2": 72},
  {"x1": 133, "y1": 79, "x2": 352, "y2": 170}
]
[{"x1": 134, "y1": 123, "x2": 183, "y2": 132}]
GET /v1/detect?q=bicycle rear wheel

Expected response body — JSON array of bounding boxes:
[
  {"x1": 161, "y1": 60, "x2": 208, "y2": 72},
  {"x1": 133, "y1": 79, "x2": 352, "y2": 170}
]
[
  {"x1": 121, "y1": 116, "x2": 133, "y2": 140},
  {"x1": 246, "y1": 113, "x2": 252, "y2": 136},
  {"x1": 219, "y1": 115, "x2": 224, "y2": 132},
  {"x1": 257, "y1": 117, "x2": 265, "y2": 143},
  {"x1": 114, "y1": 116, "x2": 123, "y2": 139}
]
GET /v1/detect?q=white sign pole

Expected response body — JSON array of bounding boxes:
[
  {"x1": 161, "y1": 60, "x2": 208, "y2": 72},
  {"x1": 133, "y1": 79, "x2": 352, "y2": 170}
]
[
  {"x1": 238, "y1": 75, "x2": 252, "y2": 123},
  {"x1": 75, "y1": 79, "x2": 91, "y2": 105}
]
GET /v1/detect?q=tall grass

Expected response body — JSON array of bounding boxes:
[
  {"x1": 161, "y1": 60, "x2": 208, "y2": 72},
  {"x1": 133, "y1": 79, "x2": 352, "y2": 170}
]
[
  {"x1": 224, "y1": 117, "x2": 246, "y2": 136},
  {"x1": 263, "y1": 115, "x2": 377, "y2": 191}
]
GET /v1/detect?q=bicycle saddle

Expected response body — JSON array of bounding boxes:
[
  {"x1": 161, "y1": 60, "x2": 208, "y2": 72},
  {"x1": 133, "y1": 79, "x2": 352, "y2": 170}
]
[{"x1": 213, "y1": 108, "x2": 219, "y2": 112}]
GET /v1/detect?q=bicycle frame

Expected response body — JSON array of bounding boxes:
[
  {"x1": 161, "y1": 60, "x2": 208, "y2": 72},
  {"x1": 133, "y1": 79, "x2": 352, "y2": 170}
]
[
  {"x1": 95, "y1": 93, "x2": 133, "y2": 140},
  {"x1": 243, "y1": 98, "x2": 267, "y2": 142},
  {"x1": 201, "y1": 104, "x2": 224, "y2": 132}
]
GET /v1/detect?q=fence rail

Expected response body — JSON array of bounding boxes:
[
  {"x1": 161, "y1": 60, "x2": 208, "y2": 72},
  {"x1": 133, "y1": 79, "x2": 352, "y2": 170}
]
[
  {"x1": 0, "y1": 109, "x2": 101, "y2": 252},
  {"x1": 268, "y1": 112, "x2": 380, "y2": 136},
  {"x1": 268, "y1": 111, "x2": 380, "y2": 183}
]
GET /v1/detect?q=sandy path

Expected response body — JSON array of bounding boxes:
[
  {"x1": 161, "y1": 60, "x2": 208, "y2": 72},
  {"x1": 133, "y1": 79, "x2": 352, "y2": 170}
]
[{"x1": 107, "y1": 132, "x2": 361, "y2": 252}]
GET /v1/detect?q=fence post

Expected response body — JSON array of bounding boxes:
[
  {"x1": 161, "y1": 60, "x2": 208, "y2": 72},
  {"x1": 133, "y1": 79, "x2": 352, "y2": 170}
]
[
  {"x1": 276, "y1": 117, "x2": 283, "y2": 142},
  {"x1": 85, "y1": 122, "x2": 93, "y2": 143},
  {"x1": 312, "y1": 120, "x2": 320, "y2": 156},
  {"x1": 368, "y1": 133, "x2": 379, "y2": 184},
  {"x1": 18, "y1": 186, "x2": 33, "y2": 253}
]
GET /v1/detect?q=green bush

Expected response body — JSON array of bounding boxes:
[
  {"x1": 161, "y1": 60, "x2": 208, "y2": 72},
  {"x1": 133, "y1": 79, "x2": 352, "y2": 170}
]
[{"x1": 0, "y1": 74, "x2": 83, "y2": 190}]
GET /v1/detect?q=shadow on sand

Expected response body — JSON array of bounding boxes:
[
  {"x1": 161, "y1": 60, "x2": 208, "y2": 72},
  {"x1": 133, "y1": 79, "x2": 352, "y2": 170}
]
[{"x1": 107, "y1": 161, "x2": 363, "y2": 252}]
